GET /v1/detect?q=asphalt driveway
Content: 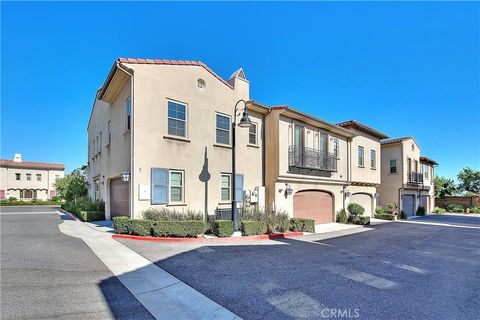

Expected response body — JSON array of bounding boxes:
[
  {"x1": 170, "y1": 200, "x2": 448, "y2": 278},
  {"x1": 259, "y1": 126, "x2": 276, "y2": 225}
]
[
  {"x1": 118, "y1": 214, "x2": 480, "y2": 320},
  {"x1": 1, "y1": 206, "x2": 153, "y2": 320}
]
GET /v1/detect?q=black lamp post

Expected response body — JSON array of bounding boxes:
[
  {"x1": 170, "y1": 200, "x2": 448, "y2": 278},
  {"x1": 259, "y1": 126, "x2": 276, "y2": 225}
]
[{"x1": 232, "y1": 99, "x2": 254, "y2": 232}]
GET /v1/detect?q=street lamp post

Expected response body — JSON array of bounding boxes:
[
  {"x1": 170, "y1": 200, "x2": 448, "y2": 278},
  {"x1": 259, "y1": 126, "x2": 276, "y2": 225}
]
[{"x1": 231, "y1": 99, "x2": 254, "y2": 232}]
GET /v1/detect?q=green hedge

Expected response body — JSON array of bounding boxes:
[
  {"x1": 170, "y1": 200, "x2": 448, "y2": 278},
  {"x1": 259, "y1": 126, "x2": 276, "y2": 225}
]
[
  {"x1": 129, "y1": 220, "x2": 153, "y2": 236},
  {"x1": 347, "y1": 203, "x2": 365, "y2": 216},
  {"x1": 0, "y1": 200, "x2": 62, "y2": 206},
  {"x1": 152, "y1": 221, "x2": 205, "y2": 238},
  {"x1": 374, "y1": 214, "x2": 396, "y2": 221},
  {"x1": 212, "y1": 220, "x2": 234, "y2": 237},
  {"x1": 350, "y1": 216, "x2": 370, "y2": 225},
  {"x1": 77, "y1": 211, "x2": 105, "y2": 222},
  {"x1": 432, "y1": 207, "x2": 446, "y2": 214},
  {"x1": 290, "y1": 218, "x2": 315, "y2": 233},
  {"x1": 113, "y1": 216, "x2": 130, "y2": 234},
  {"x1": 241, "y1": 221, "x2": 268, "y2": 236}
]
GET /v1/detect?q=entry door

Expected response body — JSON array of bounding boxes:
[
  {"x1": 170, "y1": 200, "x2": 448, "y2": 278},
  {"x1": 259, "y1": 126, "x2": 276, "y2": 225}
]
[
  {"x1": 110, "y1": 178, "x2": 129, "y2": 217},
  {"x1": 420, "y1": 195, "x2": 429, "y2": 212},
  {"x1": 402, "y1": 195, "x2": 415, "y2": 216}
]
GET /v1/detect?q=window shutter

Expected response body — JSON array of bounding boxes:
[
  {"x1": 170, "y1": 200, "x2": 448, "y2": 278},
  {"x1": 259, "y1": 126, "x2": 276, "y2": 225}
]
[
  {"x1": 151, "y1": 168, "x2": 168, "y2": 204},
  {"x1": 235, "y1": 174, "x2": 244, "y2": 202}
]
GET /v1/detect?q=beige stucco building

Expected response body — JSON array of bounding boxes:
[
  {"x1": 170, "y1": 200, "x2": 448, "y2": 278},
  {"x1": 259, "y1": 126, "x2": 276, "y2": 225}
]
[
  {"x1": 0, "y1": 154, "x2": 65, "y2": 200},
  {"x1": 377, "y1": 137, "x2": 437, "y2": 216},
  {"x1": 88, "y1": 58, "x2": 268, "y2": 220}
]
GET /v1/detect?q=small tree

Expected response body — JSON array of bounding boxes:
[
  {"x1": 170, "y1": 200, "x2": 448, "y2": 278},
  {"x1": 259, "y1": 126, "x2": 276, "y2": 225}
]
[
  {"x1": 54, "y1": 165, "x2": 88, "y2": 203},
  {"x1": 457, "y1": 167, "x2": 480, "y2": 195},
  {"x1": 434, "y1": 176, "x2": 457, "y2": 198},
  {"x1": 347, "y1": 203, "x2": 365, "y2": 216}
]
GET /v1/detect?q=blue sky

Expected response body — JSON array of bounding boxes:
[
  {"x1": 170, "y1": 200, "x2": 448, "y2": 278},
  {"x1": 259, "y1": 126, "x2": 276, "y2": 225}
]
[{"x1": 2, "y1": 2, "x2": 479, "y2": 180}]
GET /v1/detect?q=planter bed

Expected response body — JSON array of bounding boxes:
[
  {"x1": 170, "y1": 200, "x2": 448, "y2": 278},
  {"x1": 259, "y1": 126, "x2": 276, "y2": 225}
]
[{"x1": 112, "y1": 231, "x2": 304, "y2": 242}]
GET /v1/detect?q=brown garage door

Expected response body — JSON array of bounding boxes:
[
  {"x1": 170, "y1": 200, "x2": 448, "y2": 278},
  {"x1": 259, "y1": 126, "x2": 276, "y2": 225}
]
[
  {"x1": 110, "y1": 178, "x2": 129, "y2": 218},
  {"x1": 293, "y1": 190, "x2": 333, "y2": 224}
]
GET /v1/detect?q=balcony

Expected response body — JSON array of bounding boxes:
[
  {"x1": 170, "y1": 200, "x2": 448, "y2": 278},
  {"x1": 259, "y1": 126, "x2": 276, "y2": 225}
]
[
  {"x1": 409, "y1": 172, "x2": 424, "y2": 184},
  {"x1": 288, "y1": 145, "x2": 337, "y2": 177}
]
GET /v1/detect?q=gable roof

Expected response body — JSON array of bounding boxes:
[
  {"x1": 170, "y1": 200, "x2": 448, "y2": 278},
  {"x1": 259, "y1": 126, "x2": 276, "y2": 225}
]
[
  {"x1": 336, "y1": 120, "x2": 389, "y2": 139},
  {"x1": 420, "y1": 156, "x2": 438, "y2": 166},
  {"x1": 381, "y1": 136, "x2": 415, "y2": 145},
  {"x1": 0, "y1": 160, "x2": 64, "y2": 170}
]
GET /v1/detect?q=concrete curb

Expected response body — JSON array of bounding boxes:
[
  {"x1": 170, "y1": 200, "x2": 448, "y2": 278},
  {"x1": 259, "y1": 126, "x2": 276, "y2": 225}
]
[
  {"x1": 57, "y1": 208, "x2": 78, "y2": 221},
  {"x1": 112, "y1": 232, "x2": 304, "y2": 243}
]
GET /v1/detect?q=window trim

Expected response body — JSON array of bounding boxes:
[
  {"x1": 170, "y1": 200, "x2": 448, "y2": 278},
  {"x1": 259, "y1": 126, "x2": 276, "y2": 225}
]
[
  {"x1": 26, "y1": 173, "x2": 32, "y2": 181},
  {"x1": 169, "y1": 170, "x2": 184, "y2": 203},
  {"x1": 107, "y1": 121, "x2": 112, "y2": 146},
  {"x1": 358, "y1": 146, "x2": 365, "y2": 167},
  {"x1": 248, "y1": 122, "x2": 258, "y2": 146},
  {"x1": 332, "y1": 138, "x2": 339, "y2": 159},
  {"x1": 166, "y1": 99, "x2": 188, "y2": 138},
  {"x1": 220, "y1": 173, "x2": 231, "y2": 202},
  {"x1": 215, "y1": 112, "x2": 231, "y2": 146},
  {"x1": 370, "y1": 149, "x2": 376, "y2": 169},
  {"x1": 389, "y1": 159, "x2": 397, "y2": 174},
  {"x1": 36, "y1": 174, "x2": 42, "y2": 181},
  {"x1": 15, "y1": 173, "x2": 21, "y2": 181},
  {"x1": 125, "y1": 97, "x2": 132, "y2": 132}
]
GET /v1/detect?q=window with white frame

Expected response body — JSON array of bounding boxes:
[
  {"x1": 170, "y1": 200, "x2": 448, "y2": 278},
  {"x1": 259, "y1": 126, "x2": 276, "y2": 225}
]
[
  {"x1": 169, "y1": 171, "x2": 184, "y2": 202},
  {"x1": 26, "y1": 173, "x2": 32, "y2": 181},
  {"x1": 15, "y1": 173, "x2": 21, "y2": 180},
  {"x1": 126, "y1": 98, "x2": 131, "y2": 131},
  {"x1": 249, "y1": 123, "x2": 257, "y2": 145},
  {"x1": 424, "y1": 164, "x2": 429, "y2": 179},
  {"x1": 107, "y1": 121, "x2": 112, "y2": 145},
  {"x1": 167, "y1": 101, "x2": 186, "y2": 137},
  {"x1": 221, "y1": 174, "x2": 231, "y2": 201},
  {"x1": 216, "y1": 114, "x2": 230, "y2": 145},
  {"x1": 332, "y1": 138, "x2": 339, "y2": 158},
  {"x1": 94, "y1": 180, "x2": 100, "y2": 200},
  {"x1": 36, "y1": 174, "x2": 42, "y2": 181},
  {"x1": 99, "y1": 131, "x2": 102, "y2": 151},
  {"x1": 358, "y1": 146, "x2": 364, "y2": 167},
  {"x1": 390, "y1": 160, "x2": 397, "y2": 174},
  {"x1": 370, "y1": 149, "x2": 376, "y2": 169}
]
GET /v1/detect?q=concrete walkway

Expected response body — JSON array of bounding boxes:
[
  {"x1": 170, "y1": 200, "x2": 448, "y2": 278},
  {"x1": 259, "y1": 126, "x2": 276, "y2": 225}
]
[{"x1": 57, "y1": 211, "x2": 241, "y2": 320}]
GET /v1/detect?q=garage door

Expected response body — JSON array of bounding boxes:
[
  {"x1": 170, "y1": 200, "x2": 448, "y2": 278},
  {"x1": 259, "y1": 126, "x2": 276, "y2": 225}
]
[
  {"x1": 110, "y1": 178, "x2": 129, "y2": 218},
  {"x1": 420, "y1": 195, "x2": 429, "y2": 212},
  {"x1": 293, "y1": 190, "x2": 333, "y2": 224},
  {"x1": 402, "y1": 195, "x2": 415, "y2": 217},
  {"x1": 350, "y1": 193, "x2": 372, "y2": 217}
]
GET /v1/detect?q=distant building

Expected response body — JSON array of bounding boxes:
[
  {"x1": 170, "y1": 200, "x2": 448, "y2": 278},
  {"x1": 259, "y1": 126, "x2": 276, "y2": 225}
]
[{"x1": 0, "y1": 154, "x2": 65, "y2": 201}]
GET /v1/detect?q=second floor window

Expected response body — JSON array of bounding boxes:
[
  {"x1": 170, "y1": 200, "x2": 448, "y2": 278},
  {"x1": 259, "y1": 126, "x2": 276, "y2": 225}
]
[
  {"x1": 26, "y1": 173, "x2": 32, "y2": 181},
  {"x1": 15, "y1": 173, "x2": 20, "y2": 180},
  {"x1": 221, "y1": 174, "x2": 231, "y2": 201},
  {"x1": 216, "y1": 114, "x2": 230, "y2": 145},
  {"x1": 358, "y1": 146, "x2": 364, "y2": 167},
  {"x1": 370, "y1": 150, "x2": 376, "y2": 169},
  {"x1": 332, "y1": 139, "x2": 339, "y2": 158},
  {"x1": 390, "y1": 160, "x2": 397, "y2": 174},
  {"x1": 167, "y1": 101, "x2": 186, "y2": 137},
  {"x1": 249, "y1": 123, "x2": 257, "y2": 145},
  {"x1": 126, "y1": 98, "x2": 131, "y2": 131},
  {"x1": 107, "y1": 121, "x2": 112, "y2": 145},
  {"x1": 36, "y1": 174, "x2": 42, "y2": 181},
  {"x1": 424, "y1": 164, "x2": 429, "y2": 179}
]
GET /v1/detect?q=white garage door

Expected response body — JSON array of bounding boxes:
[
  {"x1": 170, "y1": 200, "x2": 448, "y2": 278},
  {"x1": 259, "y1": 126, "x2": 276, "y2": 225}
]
[
  {"x1": 350, "y1": 193, "x2": 372, "y2": 217},
  {"x1": 402, "y1": 195, "x2": 415, "y2": 217}
]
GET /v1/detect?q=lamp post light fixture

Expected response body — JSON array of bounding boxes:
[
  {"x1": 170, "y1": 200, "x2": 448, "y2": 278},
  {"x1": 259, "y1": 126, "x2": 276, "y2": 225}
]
[
  {"x1": 120, "y1": 172, "x2": 130, "y2": 182},
  {"x1": 231, "y1": 99, "x2": 254, "y2": 232}
]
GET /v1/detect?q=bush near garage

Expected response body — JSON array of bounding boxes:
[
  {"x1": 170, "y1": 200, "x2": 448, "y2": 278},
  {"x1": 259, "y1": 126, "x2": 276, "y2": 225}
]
[
  {"x1": 129, "y1": 220, "x2": 153, "y2": 236},
  {"x1": 113, "y1": 216, "x2": 131, "y2": 234},
  {"x1": 416, "y1": 206, "x2": 426, "y2": 216},
  {"x1": 152, "y1": 221, "x2": 206, "y2": 238},
  {"x1": 143, "y1": 207, "x2": 203, "y2": 221},
  {"x1": 241, "y1": 221, "x2": 268, "y2": 236},
  {"x1": 336, "y1": 209, "x2": 348, "y2": 224},
  {"x1": 290, "y1": 218, "x2": 315, "y2": 233},
  {"x1": 374, "y1": 213, "x2": 396, "y2": 221},
  {"x1": 61, "y1": 196, "x2": 105, "y2": 221},
  {"x1": 347, "y1": 203, "x2": 365, "y2": 216},
  {"x1": 212, "y1": 220, "x2": 234, "y2": 237},
  {"x1": 242, "y1": 208, "x2": 290, "y2": 233},
  {"x1": 77, "y1": 211, "x2": 105, "y2": 222},
  {"x1": 350, "y1": 216, "x2": 371, "y2": 225}
]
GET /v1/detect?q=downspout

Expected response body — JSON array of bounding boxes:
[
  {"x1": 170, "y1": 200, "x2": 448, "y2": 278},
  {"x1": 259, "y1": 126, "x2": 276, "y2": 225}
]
[
  {"x1": 262, "y1": 114, "x2": 266, "y2": 188},
  {"x1": 398, "y1": 144, "x2": 404, "y2": 214},
  {"x1": 344, "y1": 137, "x2": 352, "y2": 210},
  {"x1": 117, "y1": 63, "x2": 134, "y2": 219}
]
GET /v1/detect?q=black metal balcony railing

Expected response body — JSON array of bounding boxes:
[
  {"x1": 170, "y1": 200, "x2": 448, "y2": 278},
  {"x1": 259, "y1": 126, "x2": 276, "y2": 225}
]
[
  {"x1": 288, "y1": 145, "x2": 337, "y2": 172},
  {"x1": 409, "y1": 172, "x2": 424, "y2": 183}
]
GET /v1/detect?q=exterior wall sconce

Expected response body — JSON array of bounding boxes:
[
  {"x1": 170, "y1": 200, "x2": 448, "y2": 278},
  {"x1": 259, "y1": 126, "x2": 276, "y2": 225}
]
[
  {"x1": 120, "y1": 172, "x2": 130, "y2": 182},
  {"x1": 285, "y1": 184, "x2": 293, "y2": 196}
]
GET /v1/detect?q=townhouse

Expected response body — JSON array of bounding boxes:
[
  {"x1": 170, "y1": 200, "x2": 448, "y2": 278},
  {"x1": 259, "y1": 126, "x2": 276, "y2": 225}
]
[
  {"x1": 88, "y1": 57, "x2": 436, "y2": 221},
  {"x1": 0, "y1": 153, "x2": 64, "y2": 200},
  {"x1": 377, "y1": 137, "x2": 437, "y2": 216}
]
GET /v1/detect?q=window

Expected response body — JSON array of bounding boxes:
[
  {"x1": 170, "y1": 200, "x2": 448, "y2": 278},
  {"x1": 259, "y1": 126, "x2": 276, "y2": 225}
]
[
  {"x1": 26, "y1": 173, "x2": 32, "y2": 181},
  {"x1": 332, "y1": 139, "x2": 339, "y2": 158},
  {"x1": 94, "y1": 180, "x2": 100, "y2": 200},
  {"x1": 235, "y1": 174, "x2": 244, "y2": 202},
  {"x1": 92, "y1": 139, "x2": 96, "y2": 155},
  {"x1": 36, "y1": 174, "x2": 42, "y2": 181},
  {"x1": 358, "y1": 146, "x2": 364, "y2": 167},
  {"x1": 15, "y1": 173, "x2": 20, "y2": 180},
  {"x1": 33, "y1": 190, "x2": 37, "y2": 199},
  {"x1": 55, "y1": 175, "x2": 60, "y2": 182},
  {"x1": 99, "y1": 131, "x2": 102, "y2": 151},
  {"x1": 390, "y1": 160, "x2": 397, "y2": 174},
  {"x1": 24, "y1": 190, "x2": 33, "y2": 198},
  {"x1": 221, "y1": 174, "x2": 231, "y2": 201},
  {"x1": 169, "y1": 171, "x2": 184, "y2": 202},
  {"x1": 107, "y1": 121, "x2": 112, "y2": 145},
  {"x1": 216, "y1": 114, "x2": 230, "y2": 145},
  {"x1": 126, "y1": 98, "x2": 131, "y2": 131},
  {"x1": 424, "y1": 164, "x2": 429, "y2": 179},
  {"x1": 249, "y1": 123, "x2": 257, "y2": 145},
  {"x1": 167, "y1": 101, "x2": 186, "y2": 137},
  {"x1": 96, "y1": 136, "x2": 99, "y2": 154},
  {"x1": 151, "y1": 168, "x2": 168, "y2": 205},
  {"x1": 19, "y1": 190, "x2": 24, "y2": 198},
  {"x1": 370, "y1": 150, "x2": 376, "y2": 169}
]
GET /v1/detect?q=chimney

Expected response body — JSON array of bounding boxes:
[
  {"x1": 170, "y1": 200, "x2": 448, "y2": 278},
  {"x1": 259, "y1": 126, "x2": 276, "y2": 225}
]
[{"x1": 13, "y1": 154, "x2": 22, "y2": 162}]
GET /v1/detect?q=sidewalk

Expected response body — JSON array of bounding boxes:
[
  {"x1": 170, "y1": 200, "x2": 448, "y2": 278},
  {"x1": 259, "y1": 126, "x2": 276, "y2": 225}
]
[{"x1": 56, "y1": 211, "x2": 241, "y2": 320}]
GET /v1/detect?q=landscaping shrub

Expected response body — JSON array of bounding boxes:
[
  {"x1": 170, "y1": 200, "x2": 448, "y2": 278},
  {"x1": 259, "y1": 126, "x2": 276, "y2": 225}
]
[
  {"x1": 1, "y1": 199, "x2": 63, "y2": 206},
  {"x1": 432, "y1": 207, "x2": 446, "y2": 214},
  {"x1": 385, "y1": 202, "x2": 397, "y2": 215},
  {"x1": 241, "y1": 208, "x2": 289, "y2": 233},
  {"x1": 350, "y1": 216, "x2": 370, "y2": 225},
  {"x1": 347, "y1": 203, "x2": 365, "y2": 216},
  {"x1": 112, "y1": 216, "x2": 130, "y2": 234},
  {"x1": 374, "y1": 213, "x2": 396, "y2": 221},
  {"x1": 468, "y1": 206, "x2": 480, "y2": 214},
  {"x1": 336, "y1": 209, "x2": 348, "y2": 224},
  {"x1": 152, "y1": 221, "x2": 205, "y2": 238},
  {"x1": 77, "y1": 211, "x2": 105, "y2": 222},
  {"x1": 143, "y1": 207, "x2": 203, "y2": 221},
  {"x1": 241, "y1": 221, "x2": 268, "y2": 236},
  {"x1": 375, "y1": 206, "x2": 385, "y2": 215},
  {"x1": 212, "y1": 220, "x2": 234, "y2": 237},
  {"x1": 400, "y1": 211, "x2": 407, "y2": 219},
  {"x1": 129, "y1": 219, "x2": 153, "y2": 236},
  {"x1": 270, "y1": 211, "x2": 290, "y2": 233},
  {"x1": 290, "y1": 218, "x2": 315, "y2": 233},
  {"x1": 416, "y1": 206, "x2": 426, "y2": 216},
  {"x1": 446, "y1": 204, "x2": 464, "y2": 213}
]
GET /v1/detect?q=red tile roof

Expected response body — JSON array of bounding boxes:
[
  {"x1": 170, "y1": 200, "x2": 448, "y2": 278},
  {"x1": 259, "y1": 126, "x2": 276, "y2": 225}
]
[
  {"x1": 336, "y1": 120, "x2": 389, "y2": 139},
  {"x1": 0, "y1": 160, "x2": 65, "y2": 170},
  {"x1": 380, "y1": 136, "x2": 414, "y2": 145},
  {"x1": 117, "y1": 57, "x2": 233, "y2": 89},
  {"x1": 420, "y1": 156, "x2": 438, "y2": 166}
]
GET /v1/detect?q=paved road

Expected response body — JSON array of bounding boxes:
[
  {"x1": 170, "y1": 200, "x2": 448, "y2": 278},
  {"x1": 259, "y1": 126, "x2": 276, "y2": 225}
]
[
  {"x1": 1, "y1": 206, "x2": 154, "y2": 320},
  {"x1": 119, "y1": 214, "x2": 480, "y2": 320}
]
